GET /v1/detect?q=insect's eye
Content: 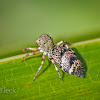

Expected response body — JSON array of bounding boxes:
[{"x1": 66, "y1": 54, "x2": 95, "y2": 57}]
[{"x1": 44, "y1": 43, "x2": 45, "y2": 44}]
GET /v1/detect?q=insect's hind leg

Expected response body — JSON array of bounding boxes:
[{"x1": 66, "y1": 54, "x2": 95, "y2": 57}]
[
  {"x1": 33, "y1": 54, "x2": 46, "y2": 81},
  {"x1": 56, "y1": 41, "x2": 75, "y2": 54},
  {"x1": 50, "y1": 58, "x2": 63, "y2": 82},
  {"x1": 63, "y1": 44, "x2": 75, "y2": 54},
  {"x1": 21, "y1": 51, "x2": 40, "y2": 62}
]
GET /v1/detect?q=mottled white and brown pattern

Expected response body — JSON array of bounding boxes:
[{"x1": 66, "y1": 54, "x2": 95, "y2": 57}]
[{"x1": 21, "y1": 34, "x2": 84, "y2": 82}]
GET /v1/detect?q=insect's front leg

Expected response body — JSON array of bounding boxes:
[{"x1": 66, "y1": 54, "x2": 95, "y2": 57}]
[
  {"x1": 21, "y1": 51, "x2": 40, "y2": 62},
  {"x1": 21, "y1": 47, "x2": 38, "y2": 53},
  {"x1": 33, "y1": 53, "x2": 46, "y2": 81},
  {"x1": 49, "y1": 57, "x2": 63, "y2": 82}
]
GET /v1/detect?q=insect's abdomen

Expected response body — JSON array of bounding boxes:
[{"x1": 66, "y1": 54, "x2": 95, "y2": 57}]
[
  {"x1": 61, "y1": 51, "x2": 84, "y2": 78},
  {"x1": 51, "y1": 46, "x2": 84, "y2": 78}
]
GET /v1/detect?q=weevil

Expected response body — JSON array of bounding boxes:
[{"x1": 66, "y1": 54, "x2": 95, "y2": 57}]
[{"x1": 21, "y1": 34, "x2": 84, "y2": 82}]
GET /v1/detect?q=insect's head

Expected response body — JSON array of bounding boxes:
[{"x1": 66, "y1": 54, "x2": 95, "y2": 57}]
[{"x1": 36, "y1": 34, "x2": 54, "y2": 52}]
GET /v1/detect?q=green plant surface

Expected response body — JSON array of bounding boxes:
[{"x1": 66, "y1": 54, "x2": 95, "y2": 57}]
[{"x1": 0, "y1": 39, "x2": 100, "y2": 100}]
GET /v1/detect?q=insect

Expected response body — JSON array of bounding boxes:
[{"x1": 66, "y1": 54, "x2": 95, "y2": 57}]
[{"x1": 21, "y1": 34, "x2": 84, "y2": 82}]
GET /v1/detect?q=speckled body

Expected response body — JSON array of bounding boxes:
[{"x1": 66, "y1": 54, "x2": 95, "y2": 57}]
[
  {"x1": 22, "y1": 34, "x2": 84, "y2": 82},
  {"x1": 36, "y1": 34, "x2": 84, "y2": 78},
  {"x1": 50, "y1": 45, "x2": 83, "y2": 77}
]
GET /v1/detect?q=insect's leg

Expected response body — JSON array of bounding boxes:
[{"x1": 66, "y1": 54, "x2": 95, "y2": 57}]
[
  {"x1": 57, "y1": 41, "x2": 75, "y2": 54},
  {"x1": 64, "y1": 44, "x2": 75, "y2": 54},
  {"x1": 50, "y1": 58, "x2": 63, "y2": 82},
  {"x1": 21, "y1": 47, "x2": 38, "y2": 53},
  {"x1": 21, "y1": 51, "x2": 40, "y2": 62},
  {"x1": 33, "y1": 54, "x2": 46, "y2": 81},
  {"x1": 56, "y1": 41, "x2": 74, "y2": 52},
  {"x1": 56, "y1": 40, "x2": 69, "y2": 46}
]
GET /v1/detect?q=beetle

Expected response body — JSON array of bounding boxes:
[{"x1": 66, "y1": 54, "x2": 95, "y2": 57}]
[{"x1": 21, "y1": 34, "x2": 84, "y2": 82}]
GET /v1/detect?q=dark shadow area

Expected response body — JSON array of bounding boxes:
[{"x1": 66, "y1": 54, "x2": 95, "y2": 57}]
[{"x1": 71, "y1": 47, "x2": 87, "y2": 78}]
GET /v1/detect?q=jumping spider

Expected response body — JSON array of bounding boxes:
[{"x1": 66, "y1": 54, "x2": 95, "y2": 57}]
[{"x1": 21, "y1": 34, "x2": 84, "y2": 82}]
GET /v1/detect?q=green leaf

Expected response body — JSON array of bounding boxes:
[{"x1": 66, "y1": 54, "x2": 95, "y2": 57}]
[{"x1": 0, "y1": 39, "x2": 100, "y2": 100}]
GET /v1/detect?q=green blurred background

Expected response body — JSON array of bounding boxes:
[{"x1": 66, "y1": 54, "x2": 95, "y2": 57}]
[{"x1": 0, "y1": 0, "x2": 100, "y2": 59}]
